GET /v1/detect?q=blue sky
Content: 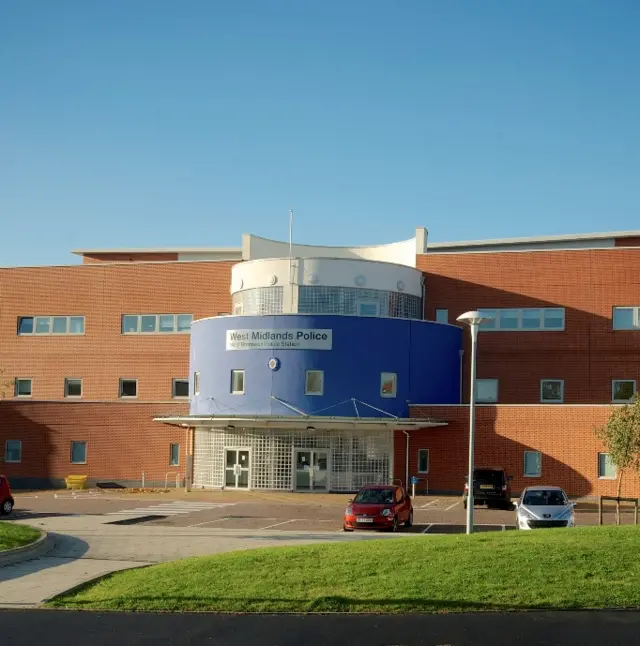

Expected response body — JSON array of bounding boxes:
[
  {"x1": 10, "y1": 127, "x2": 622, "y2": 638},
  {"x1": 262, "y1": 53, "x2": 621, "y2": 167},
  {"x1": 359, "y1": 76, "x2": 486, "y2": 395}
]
[{"x1": 2, "y1": 1, "x2": 640, "y2": 266}]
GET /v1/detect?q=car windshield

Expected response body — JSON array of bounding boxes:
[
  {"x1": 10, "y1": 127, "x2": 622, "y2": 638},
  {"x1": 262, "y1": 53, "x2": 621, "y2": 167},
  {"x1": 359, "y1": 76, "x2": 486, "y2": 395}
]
[
  {"x1": 523, "y1": 490, "x2": 567, "y2": 506},
  {"x1": 474, "y1": 470, "x2": 503, "y2": 484},
  {"x1": 353, "y1": 489, "x2": 395, "y2": 504}
]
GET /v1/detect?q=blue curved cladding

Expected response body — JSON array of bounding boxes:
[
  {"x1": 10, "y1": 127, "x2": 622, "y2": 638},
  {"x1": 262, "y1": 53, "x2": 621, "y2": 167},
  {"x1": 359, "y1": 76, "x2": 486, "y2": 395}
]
[{"x1": 190, "y1": 315, "x2": 462, "y2": 417}]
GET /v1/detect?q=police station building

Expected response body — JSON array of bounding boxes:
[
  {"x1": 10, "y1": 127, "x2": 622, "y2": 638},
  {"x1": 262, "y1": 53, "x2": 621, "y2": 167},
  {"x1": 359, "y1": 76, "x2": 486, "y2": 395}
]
[{"x1": 158, "y1": 231, "x2": 461, "y2": 492}]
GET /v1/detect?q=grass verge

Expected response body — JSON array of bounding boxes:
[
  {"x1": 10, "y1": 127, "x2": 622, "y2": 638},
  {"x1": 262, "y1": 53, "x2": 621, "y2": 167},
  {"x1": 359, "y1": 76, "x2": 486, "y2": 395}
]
[
  {"x1": 0, "y1": 522, "x2": 40, "y2": 552},
  {"x1": 49, "y1": 526, "x2": 640, "y2": 613}
]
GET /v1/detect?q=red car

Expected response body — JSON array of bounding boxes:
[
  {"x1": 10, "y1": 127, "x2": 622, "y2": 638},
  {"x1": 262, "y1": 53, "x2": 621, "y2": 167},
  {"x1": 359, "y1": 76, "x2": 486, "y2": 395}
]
[
  {"x1": 343, "y1": 484, "x2": 413, "y2": 532},
  {"x1": 0, "y1": 475, "x2": 14, "y2": 515}
]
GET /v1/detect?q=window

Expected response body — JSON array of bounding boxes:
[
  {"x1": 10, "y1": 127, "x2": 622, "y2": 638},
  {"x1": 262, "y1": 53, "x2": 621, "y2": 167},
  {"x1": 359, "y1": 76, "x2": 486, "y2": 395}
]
[
  {"x1": 14, "y1": 378, "x2": 32, "y2": 397},
  {"x1": 612, "y1": 380, "x2": 636, "y2": 403},
  {"x1": 231, "y1": 370, "x2": 245, "y2": 395},
  {"x1": 478, "y1": 308, "x2": 565, "y2": 331},
  {"x1": 5, "y1": 440, "x2": 22, "y2": 463},
  {"x1": 121, "y1": 314, "x2": 193, "y2": 334},
  {"x1": 71, "y1": 441, "x2": 87, "y2": 464},
  {"x1": 170, "y1": 443, "x2": 180, "y2": 466},
  {"x1": 475, "y1": 379, "x2": 498, "y2": 403},
  {"x1": 435, "y1": 309, "x2": 448, "y2": 324},
  {"x1": 233, "y1": 303, "x2": 243, "y2": 315},
  {"x1": 417, "y1": 448, "x2": 429, "y2": 473},
  {"x1": 598, "y1": 453, "x2": 616, "y2": 479},
  {"x1": 358, "y1": 301, "x2": 379, "y2": 317},
  {"x1": 380, "y1": 372, "x2": 397, "y2": 398},
  {"x1": 65, "y1": 378, "x2": 83, "y2": 398},
  {"x1": 193, "y1": 371, "x2": 200, "y2": 396},
  {"x1": 119, "y1": 379, "x2": 138, "y2": 398},
  {"x1": 524, "y1": 451, "x2": 542, "y2": 477},
  {"x1": 540, "y1": 379, "x2": 564, "y2": 403},
  {"x1": 172, "y1": 379, "x2": 189, "y2": 398},
  {"x1": 18, "y1": 315, "x2": 84, "y2": 335},
  {"x1": 305, "y1": 370, "x2": 324, "y2": 395},
  {"x1": 613, "y1": 307, "x2": 639, "y2": 330}
]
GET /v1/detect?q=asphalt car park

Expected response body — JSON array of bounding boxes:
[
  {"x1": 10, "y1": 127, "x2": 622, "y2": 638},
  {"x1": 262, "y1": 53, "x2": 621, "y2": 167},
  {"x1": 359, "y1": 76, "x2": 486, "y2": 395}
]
[{"x1": 6, "y1": 489, "x2": 637, "y2": 534}]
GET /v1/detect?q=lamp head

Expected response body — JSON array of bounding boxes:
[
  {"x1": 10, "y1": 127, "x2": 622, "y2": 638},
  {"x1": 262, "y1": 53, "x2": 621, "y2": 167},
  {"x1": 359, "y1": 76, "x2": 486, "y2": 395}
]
[{"x1": 456, "y1": 310, "x2": 491, "y2": 327}]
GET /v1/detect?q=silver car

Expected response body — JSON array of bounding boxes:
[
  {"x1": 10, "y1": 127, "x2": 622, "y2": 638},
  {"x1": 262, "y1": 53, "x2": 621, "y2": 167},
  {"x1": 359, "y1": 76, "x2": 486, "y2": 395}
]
[{"x1": 515, "y1": 486, "x2": 575, "y2": 530}]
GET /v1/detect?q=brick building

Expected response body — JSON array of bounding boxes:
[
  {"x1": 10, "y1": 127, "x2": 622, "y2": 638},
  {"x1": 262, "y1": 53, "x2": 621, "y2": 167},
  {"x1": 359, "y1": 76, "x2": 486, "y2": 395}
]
[{"x1": 1, "y1": 228, "x2": 639, "y2": 497}]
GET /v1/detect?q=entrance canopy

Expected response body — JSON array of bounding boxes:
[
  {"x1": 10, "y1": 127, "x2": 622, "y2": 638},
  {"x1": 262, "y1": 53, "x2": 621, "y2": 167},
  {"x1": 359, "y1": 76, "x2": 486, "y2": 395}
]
[{"x1": 154, "y1": 414, "x2": 447, "y2": 432}]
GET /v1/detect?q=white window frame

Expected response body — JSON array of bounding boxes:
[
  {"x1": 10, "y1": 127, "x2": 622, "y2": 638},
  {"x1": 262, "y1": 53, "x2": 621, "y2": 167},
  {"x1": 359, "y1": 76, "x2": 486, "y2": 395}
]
[
  {"x1": 417, "y1": 448, "x2": 429, "y2": 474},
  {"x1": 231, "y1": 370, "x2": 245, "y2": 395},
  {"x1": 193, "y1": 372, "x2": 200, "y2": 396},
  {"x1": 119, "y1": 378, "x2": 138, "y2": 399},
  {"x1": 475, "y1": 378, "x2": 498, "y2": 403},
  {"x1": 14, "y1": 378, "x2": 32, "y2": 398},
  {"x1": 70, "y1": 440, "x2": 87, "y2": 465},
  {"x1": 598, "y1": 452, "x2": 617, "y2": 480},
  {"x1": 435, "y1": 309, "x2": 448, "y2": 324},
  {"x1": 612, "y1": 379, "x2": 636, "y2": 403},
  {"x1": 305, "y1": 370, "x2": 324, "y2": 396},
  {"x1": 169, "y1": 443, "x2": 180, "y2": 466},
  {"x1": 540, "y1": 379, "x2": 564, "y2": 404},
  {"x1": 380, "y1": 372, "x2": 397, "y2": 398},
  {"x1": 121, "y1": 314, "x2": 193, "y2": 335},
  {"x1": 477, "y1": 308, "x2": 565, "y2": 332},
  {"x1": 172, "y1": 378, "x2": 189, "y2": 399},
  {"x1": 612, "y1": 306, "x2": 640, "y2": 330},
  {"x1": 523, "y1": 450, "x2": 542, "y2": 477},
  {"x1": 17, "y1": 315, "x2": 85, "y2": 336},
  {"x1": 357, "y1": 301, "x2": 379, "y2": 317},
  {"x1": 5, "y1": 440, "x2": 22, "y2": 464},
  {"x1": 64, "y1": 378, "x2": 83, "y2": 398}
]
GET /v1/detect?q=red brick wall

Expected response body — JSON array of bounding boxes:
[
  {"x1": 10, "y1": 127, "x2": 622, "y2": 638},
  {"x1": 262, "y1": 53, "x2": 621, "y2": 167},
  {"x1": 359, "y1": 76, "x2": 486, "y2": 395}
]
[
  {"x1": 419, "y1": 248, "x2": 640, "y2": 404},
  {"x1": 0, "y1": 400, "x2": 188, "y2": 487},
  {"x1": 82, "y1": 253, "x2": 179, "y2": 263},
  {"x1": 400, "y1": 405, "x2": 640, "y2": 498},
  {"x1": 615, "y1": 237, "x2": 640, "y2": 247},
  {"x1": 0, "y1": 261, "x2": 233, "y2": 401}
]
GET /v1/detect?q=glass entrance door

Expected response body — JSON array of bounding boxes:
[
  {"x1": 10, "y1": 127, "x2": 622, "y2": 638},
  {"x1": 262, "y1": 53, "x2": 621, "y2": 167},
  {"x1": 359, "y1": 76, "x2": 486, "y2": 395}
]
[
  {"x1": 224, "y1": 448, "x2": 251, "y2": 489},
  {"x1": 294, "y1": 450, "x2": 329, "y2": 492}
]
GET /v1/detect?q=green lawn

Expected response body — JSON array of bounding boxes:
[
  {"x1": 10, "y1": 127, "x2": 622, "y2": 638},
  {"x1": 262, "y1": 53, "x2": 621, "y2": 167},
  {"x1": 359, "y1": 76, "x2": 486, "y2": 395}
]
[
  {"x1": 0, "y1": 522, "x2": 40, "y2": 552},
  {"x1": 49, "y1": 526, "x2": 640, "y2": 613}
]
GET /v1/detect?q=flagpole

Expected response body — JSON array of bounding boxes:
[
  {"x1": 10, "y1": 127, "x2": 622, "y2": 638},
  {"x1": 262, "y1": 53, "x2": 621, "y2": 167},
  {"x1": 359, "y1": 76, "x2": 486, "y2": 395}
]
[{"x1": 289, "y1": 209, "x2": 294, "y2": 311}]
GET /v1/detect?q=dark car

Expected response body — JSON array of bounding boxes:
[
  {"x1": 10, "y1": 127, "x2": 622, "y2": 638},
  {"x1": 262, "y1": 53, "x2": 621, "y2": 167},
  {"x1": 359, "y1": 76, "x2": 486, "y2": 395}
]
[
  {"x1": 463, "y1": 467, "x2": 513, "y2": 510},
  {"x1": 0, "y1": 475, "x2": 14, "y2": 515},
  {"x1": 343, "y1": 484, "x2": 413, "y2": 532}
]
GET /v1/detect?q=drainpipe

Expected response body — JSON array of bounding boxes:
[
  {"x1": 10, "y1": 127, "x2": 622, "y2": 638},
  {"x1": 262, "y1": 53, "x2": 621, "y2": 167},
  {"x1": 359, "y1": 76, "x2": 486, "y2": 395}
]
[{"x1": 402, "y1": 430, "x2": 410, "y2": 489}]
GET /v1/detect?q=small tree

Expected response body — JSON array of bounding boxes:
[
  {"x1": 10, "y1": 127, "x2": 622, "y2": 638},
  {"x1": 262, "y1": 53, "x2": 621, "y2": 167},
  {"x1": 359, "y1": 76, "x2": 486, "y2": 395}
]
[
  {"x1": 595, "y1": 396, "x2": 640, "y2": 499},
  {"x1": 0, "y1": 369, "x2": 13, "y2": 399}
]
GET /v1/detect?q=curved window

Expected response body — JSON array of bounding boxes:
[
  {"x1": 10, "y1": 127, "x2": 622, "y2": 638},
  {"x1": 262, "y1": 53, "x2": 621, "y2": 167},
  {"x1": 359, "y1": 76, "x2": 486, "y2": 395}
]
[
  {"x1": 232, "y1": 287, "x2": 284, "y2": 316},
  {"x1": 298, "y1": 286, "x2": 421, "y2": 319}
]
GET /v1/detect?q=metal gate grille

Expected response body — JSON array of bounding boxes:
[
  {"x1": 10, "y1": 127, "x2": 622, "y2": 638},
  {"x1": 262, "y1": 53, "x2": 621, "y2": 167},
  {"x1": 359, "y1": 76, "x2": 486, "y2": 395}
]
[{"x1": 193, "y1": 427, "x2": 393, "y2": 492}]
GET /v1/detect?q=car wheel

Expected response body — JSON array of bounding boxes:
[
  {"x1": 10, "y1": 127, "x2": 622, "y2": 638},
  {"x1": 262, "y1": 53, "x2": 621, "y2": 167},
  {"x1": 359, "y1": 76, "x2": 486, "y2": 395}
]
[
  {"x1": 404, "y1": 510, "x2": 413, "y2": 528},
  {"x1": 1, "y1": 499, "x2": 13, "y2": 515},
  {"x1": 343, "y1": 526, "x2": 353, "y2": 532}
]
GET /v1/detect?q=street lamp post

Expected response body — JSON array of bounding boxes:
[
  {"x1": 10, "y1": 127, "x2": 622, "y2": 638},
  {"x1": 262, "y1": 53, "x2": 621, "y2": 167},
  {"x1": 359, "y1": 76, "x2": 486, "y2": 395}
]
[{"x1": 456, "y1": 311, "x2": 490, "y2": 535}]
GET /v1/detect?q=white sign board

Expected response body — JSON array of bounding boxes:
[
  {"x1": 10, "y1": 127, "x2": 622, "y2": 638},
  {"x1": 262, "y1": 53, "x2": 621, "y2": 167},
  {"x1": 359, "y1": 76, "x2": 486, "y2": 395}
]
[{"x1": 226, "y1": 329, "x2": 333, "y2": 351}]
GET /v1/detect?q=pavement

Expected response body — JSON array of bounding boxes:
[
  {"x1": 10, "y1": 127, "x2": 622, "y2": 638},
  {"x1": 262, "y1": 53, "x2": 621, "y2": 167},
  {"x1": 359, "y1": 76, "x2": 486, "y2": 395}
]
[
  {"x1": 1, "y1": 488, "x2": 637, "y2": 609},
  {"x1": 3, "y1": 609, "x2": 640, "y2": 645}
]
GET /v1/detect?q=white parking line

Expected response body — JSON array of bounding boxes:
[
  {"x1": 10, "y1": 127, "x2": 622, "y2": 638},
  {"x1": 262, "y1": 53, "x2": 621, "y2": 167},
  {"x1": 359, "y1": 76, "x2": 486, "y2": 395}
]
[
  {"x1": 421, "y1": 524, "x2": 434, "y2": 534},
  {"x1": 419, "y1": 500, "x2": 439, "y2": 508},
  {"x1": 259, "y1": 519, "x2": 299, "y2": 530},
  {"x1": 444, "y1": 501, "x2": 461, "y2": 512},
  {"x1": 188, "y1": 517, "x2": 231, "y2": 527}
]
